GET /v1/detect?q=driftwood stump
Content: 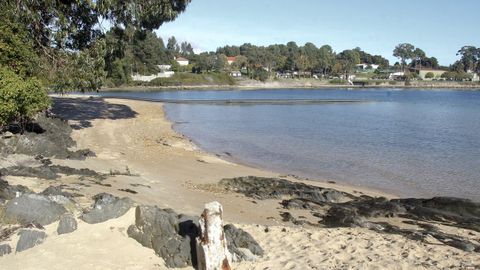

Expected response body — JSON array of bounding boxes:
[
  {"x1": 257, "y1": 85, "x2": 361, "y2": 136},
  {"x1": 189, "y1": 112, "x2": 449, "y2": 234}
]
[{"x1": 196, "y1": 201, "x2": 232, "y2": 270}]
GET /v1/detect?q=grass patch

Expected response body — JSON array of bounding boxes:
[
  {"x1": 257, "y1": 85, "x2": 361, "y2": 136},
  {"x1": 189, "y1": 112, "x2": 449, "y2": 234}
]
[{"x1": 329, "y1": 79, "x2": 348, "y2": 85}]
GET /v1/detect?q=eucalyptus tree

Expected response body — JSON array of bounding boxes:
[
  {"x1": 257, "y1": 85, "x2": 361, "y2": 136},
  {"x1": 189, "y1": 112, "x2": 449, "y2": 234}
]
[{"x1": 393, "y1": 43, "x2": 415, "y2": 71}]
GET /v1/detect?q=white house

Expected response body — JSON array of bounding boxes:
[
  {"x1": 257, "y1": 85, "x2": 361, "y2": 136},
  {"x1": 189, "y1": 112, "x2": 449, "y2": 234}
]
[
  {"x1": 357, "y1": 63, "x2": 380, "y2": 70},
  {"x1": 389, "y1": 71, "x2": 405, "y2": 80},
  {"x1": 131, "y1": 64, "x2": 174, "y2": 82},
  {"x1": 176, "y1": 57, "x2": 189, "y2": 66},
  {"x1": 230, "y1": 71, "x2": 241, "y2": 77}
]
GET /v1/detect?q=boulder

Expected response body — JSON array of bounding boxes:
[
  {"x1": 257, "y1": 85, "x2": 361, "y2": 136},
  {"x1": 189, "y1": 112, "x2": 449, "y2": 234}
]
[
  {"x1": 224, "y1": 224, "x2": 264, "y2": 261},
  {"x1": 80, "y1": 193, "x2": 133, "y2": 224},
  {"x1": 127, "y1": 206, "x2": 193, "y2": 268},
  {"x1": 128, "y1": 205, "x2": 264, "y2": 268},
  {"x1": 16, "y1": 229, "x2": 47, "y2": 252},
  {"x1": 57, "y1": 215, "x2": 77, "y2": 235},
  {"x1": 0, "y1": 244, "x2": 12, "y2": 256},
  {"x1": 5, "y1": 194, "x2": 66, "y2": 225}
]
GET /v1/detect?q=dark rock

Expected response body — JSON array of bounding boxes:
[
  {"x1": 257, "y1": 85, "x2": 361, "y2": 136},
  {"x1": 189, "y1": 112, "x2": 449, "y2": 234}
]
[
  {"x1": 397, "y1": 197, "x2": 480, "y2": 232},
  {"x1": 0, "y1": 178, "x2": 32, "y2": 201},
  {"x1": 127, "y1": 205, "x2": 264, "y2": 268},
  {"x1": 0, "y1": 113, "x2": 94, "y2": 159},
  {"x1": 57, "y1": 215, "x2": 77, "y2": 235},
  {"x1": 80, "y1": 193, "x2": 133, "y2": 224},
  {"x1": 0, "y1": 244, "x2": 12, "y2": 256},
  {"x1": 127, "y1": 206, "x2": 193, "y2": 268},
  {"x1": 41, "y1": 185, "x2": 76, "y2": 198},
  {"x1": 224, "y1": 224, "x2": 264, "y2": 262},
  {"x1": 16, "y1": 229, "x2": 47, "y2": 252},
  {"x1": 5, "y1": 194, "x2": 66, "y2": 225},
  {"x1": 0, "y1": 165, "x2": 105, "y2": 180},
  {"x1": 322, "y1": 205, "x2": 365, "y2": 227},
  {"x1": 119, "y1": 188, "x2": 137, "y2": 194},
  {"x1": 219, "y1": 176, "x2": 351, "y2": 203}
]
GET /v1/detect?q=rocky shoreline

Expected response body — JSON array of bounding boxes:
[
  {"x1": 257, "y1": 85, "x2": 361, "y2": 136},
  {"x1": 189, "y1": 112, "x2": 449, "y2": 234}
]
[{"x1": 1, "y1": 97, "x2": 478, "y2": 269}]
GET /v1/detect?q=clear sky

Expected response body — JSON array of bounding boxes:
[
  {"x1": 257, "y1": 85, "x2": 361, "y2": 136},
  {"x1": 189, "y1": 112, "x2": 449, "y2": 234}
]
[{"x1": 155, "y1": 0, "x2": 479, "y2": 66}]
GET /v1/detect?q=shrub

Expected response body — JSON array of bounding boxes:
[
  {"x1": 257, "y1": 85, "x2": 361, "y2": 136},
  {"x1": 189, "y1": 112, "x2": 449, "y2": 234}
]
[
  {"x1": 388, "y1": 81, "x2": 398, "y2": 85},
  {"x1": 0, "y1": 67, "x2": 50, "y2": 132},
  {"x1": 425, "y1": 72, "x2": 435, "y2": 79}
]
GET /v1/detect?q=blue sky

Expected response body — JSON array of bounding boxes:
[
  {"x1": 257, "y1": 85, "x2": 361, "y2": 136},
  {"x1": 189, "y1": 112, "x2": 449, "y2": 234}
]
[{"x1": 155, "y1": 0, "x2": 479, "y2": 66}]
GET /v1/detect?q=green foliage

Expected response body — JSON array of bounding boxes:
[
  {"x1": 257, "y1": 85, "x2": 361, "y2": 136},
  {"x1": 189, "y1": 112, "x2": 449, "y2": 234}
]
[
  {"x1": 52, "y1": 40, "x2": 107, "y2": 92},
  {"x1": 0, "y1": 19, "x2": 38, "y2": 77},
  {"x1": 393, "y1": 43, "x2": 415, "y2": 67},
  {"x1": 453, "y1": 46, "x2": 480, "y2": 73},
  {"x1": 0, "y1": 67, "x2": 50, "y2": 130},
  {"x1": 441, "y1": 71, "x2": 473, "y2": 81},
  {"x1": 251, "y1": 68, "x2": 269, "y2": 82},
  {"x1": 425, "y1": 72, "x2": 435, "y2": 79},
  {"x1": 148, "y1": 73, "x2": 235, "y2": 86}
]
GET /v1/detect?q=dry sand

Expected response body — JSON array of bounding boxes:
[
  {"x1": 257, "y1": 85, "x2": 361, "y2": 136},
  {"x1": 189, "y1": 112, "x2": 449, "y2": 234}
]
[{"x1": 1, "y1": 96, "x2": 479, "y2": 269}]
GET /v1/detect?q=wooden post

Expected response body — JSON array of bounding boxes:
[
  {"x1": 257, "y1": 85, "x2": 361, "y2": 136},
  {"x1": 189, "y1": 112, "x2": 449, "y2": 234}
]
[{"x1": 196, "y1": 201, "x2": 232, "y2": 270}]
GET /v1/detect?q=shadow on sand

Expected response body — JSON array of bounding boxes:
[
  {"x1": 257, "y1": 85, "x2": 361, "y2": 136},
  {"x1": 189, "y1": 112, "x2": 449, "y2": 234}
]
[{"x1": 51, "y1": 97, "x2": 138, "y2": 129}]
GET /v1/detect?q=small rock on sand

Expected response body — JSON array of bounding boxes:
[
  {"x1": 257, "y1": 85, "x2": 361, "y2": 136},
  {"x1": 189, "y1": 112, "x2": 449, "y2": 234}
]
[
  {"x1": 80, "y1": 193, "x2": 133, "y2": 224},
  {"x1": 57, "y1": 215, "x2": 78, "y2": 235},
  {"x1": 16, "y1": 229, "x2": 47, "y2": 252},
  {"x1": 0, "y1": 244, "x2": 12, "y2": 256}
]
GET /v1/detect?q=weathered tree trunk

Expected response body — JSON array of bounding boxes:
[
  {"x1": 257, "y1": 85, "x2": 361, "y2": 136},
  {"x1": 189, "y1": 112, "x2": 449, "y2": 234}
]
[{"x1": 196, "y1": 201, "x2": 232, "y2": 270}]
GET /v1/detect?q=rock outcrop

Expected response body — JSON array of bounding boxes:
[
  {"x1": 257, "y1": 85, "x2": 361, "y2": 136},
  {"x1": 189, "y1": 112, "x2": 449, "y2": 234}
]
[
  {"x1": 221, "y1": 176, "x2": 480, "y2": 253},
  {"x1": 127, "y1": 204, "x2": 263, "y2": 268},
  {"x1": 0, "y1": 113, "x2": 93, "y2": 159},
  {"x1": 219, "y1": 176, "x2": 351, "y2": 203}
]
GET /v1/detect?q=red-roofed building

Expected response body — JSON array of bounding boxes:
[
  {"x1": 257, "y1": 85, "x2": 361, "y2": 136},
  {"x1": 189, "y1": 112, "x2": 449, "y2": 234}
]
[{"x1": 227, "y1": 56, "x2": 237, "y2": 65}]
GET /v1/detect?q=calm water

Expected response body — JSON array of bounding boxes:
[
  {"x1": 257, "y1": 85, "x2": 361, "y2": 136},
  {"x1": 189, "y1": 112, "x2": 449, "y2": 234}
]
[{"x1": 98, "y1": 89, "x2": 480, "y2": 201}]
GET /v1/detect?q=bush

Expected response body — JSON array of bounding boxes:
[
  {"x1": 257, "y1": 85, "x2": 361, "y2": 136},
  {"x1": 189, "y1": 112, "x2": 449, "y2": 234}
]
[
  {"x1": 0, "y1": 67, "x2": 50, "y2": 132},
  {"x1": 425, "y1": 72, "x2": 435, "y2": 79},
  {"x1": 388, "y1": 81, "x2": 397, "y2": 85}
]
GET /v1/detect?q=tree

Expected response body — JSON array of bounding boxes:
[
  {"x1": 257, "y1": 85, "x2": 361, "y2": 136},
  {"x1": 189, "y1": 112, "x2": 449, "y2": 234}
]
[
  {"x1": 455, "y1": 46, "x2": 479, "y2": 73},
  {"x1": 2, "y1": 0, "x2": 192, "y2": 91},
  {"x1": 337, "y1": 50, "x2": 360, "y2": 78},
  {"x1": 412, "y1": 48, "x2": 426, "y2": 69},
  {"x1": 316, "y1": 45, "x2": 335, "y2": 75},
  {"x1": 167, "y1": 36, "x2": 180, "y2": 56},
  {"x1": 393, "y1": 43, "x2": 415, "y2": 71},
  {"x1": 215, "y1": 54, "x2": 228, "y2": 71}
]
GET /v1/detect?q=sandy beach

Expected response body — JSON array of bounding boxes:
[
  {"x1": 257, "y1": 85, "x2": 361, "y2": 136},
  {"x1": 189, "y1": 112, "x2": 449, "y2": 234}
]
[{"x1": 1, "y1": 96, "x2": 479, "y2": 269}]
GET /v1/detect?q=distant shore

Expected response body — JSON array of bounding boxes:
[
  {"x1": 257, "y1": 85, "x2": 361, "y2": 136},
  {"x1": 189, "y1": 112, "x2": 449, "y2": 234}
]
[{"x1": 101, "y1": 78, "x2": 480, "y2": 92}]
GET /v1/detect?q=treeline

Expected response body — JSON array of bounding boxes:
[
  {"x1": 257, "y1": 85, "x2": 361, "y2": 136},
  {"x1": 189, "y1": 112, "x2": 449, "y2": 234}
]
[{"x1": 215, "y1": 43, "x2": 390, "y2": 79}]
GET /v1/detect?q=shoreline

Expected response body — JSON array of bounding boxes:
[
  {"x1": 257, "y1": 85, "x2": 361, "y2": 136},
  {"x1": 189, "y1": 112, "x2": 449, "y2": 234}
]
[
  {"x1": 166, "y1": 112, "x2": 402, "y2": 200},
  {"x1": 99, "y1": 81, "x2": 480, "y2": 92}
]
